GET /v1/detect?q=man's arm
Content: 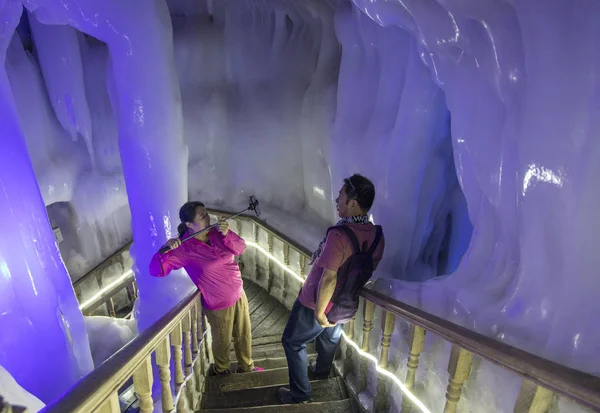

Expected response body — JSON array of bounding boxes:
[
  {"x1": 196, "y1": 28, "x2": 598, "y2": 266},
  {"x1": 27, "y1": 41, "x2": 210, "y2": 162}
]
[{"x1": 315, "y1": 269, "x2": 337, "y2": 327}]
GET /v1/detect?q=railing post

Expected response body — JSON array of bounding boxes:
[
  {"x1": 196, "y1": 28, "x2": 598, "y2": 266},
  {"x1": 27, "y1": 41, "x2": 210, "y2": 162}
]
[
  {"x1": 283, "y1": 243, "x2": 290, "y2": 266},
  {"x1": 170, "y1": 322, "x2": 185, "y2": 392},
  {"x1": 358, "y1": 300, "x2": 375, "y2": 391},
  {"x1": 191, "y1": 302, "x2": 199, "y2": 359},
  {"x1": 253, "y1": 223, "x2": 259, "y2": 283},
  {"x1": 74, "y1": 284, "x2": 82, "y2": 303},
  {"x1": 96, "y1": 393, "x2": 120, "y2": 413},
  {"x1": 343, "y1": 319, "x2": 355, "y2": 377},
  {"x1": 299, "y1": 255, "x2": 306, "y2": 278},
  {"x1": 132, "y1": 356, "x2": 153, "y2": 413},
  {"x1": 444, "y1": 346, "x2": 473, "y2": 413},
  {"x1": 379, "y1": 311, "x2": 395, "y2": 368},
  {"x1": 108, "y1": 297, "x2": 116, "y2": 318},
  {"x1": 182, "y1": 312, "x2": 193, "y2": 376},
  {"x1": 375, "y1": 311, "x2": 396, "y2": 412},
  {"x1": 401, "y1": 325, "x2": 426, "y2": 413},
  {"x1": 513, "y1": 380, "x2": 554, "y2": 413},
  {"x1": 361, "y1": 300, "x2": 375, "y2": 351},
  {"x1": 267, "y1": 232, "x2": 274, "y2": 291},
  {"x1": 155, "y1": 336, "x2": 174, "y2": 412}
]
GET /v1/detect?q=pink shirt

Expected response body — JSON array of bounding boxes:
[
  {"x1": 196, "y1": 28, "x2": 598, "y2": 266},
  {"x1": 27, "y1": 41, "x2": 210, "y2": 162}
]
[
  {"x1": 299, "y1": 223, "x2": 385, "y2": 311},
  {"x1": 149, "y1": 229, "x2": 246, "y2": 311}
]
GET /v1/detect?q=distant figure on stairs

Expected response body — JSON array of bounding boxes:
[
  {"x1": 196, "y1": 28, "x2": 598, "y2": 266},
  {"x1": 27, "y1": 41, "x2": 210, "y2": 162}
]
[
  {"x1": 279, "y1": 174, "x2": 385, "y2": 404},
  {"x1": 150, "y1": 201, "x2": 264, "y2": 376}
]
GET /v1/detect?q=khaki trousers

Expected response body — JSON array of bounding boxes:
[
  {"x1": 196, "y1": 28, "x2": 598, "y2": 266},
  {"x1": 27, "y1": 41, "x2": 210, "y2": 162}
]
[{"x1": 204, "y1": 291, "x2": 255, "y2": 373}]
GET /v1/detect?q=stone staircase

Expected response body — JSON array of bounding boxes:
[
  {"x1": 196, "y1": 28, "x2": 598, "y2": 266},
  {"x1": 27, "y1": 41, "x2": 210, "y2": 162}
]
[{"x1": 199, "y1": 281, "x2": 359, "y2": 413}]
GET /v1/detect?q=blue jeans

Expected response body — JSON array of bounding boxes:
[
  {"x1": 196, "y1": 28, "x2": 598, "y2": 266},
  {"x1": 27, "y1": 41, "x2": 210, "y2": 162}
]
[{"x1": 281, "y1": 299, "x2": 343, "y2": 401}]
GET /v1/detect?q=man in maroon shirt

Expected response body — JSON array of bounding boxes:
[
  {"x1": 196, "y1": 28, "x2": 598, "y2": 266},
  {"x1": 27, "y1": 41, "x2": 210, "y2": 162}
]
[{"x1": 279, "y1": 174, "x2": 385, "y2": 404}]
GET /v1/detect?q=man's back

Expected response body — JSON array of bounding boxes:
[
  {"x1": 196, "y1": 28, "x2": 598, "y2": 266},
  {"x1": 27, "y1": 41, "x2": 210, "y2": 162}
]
[{"x1": 298, "y1": 222, "x2": 385, "y2": 310}]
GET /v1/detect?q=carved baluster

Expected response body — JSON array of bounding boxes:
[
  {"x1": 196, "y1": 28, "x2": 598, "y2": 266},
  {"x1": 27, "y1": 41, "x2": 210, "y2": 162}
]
[
  {"x1": 299, "y1": 255, "x2": 306, "y2": 278},
  {"x1": 155, "y1": 336, "x2": 174, "y2": 412},
  {"x1": 191, "y1": 303, "x2": 199, "y2": 358},
  {"x1": 133, "y1": 356, "x2": 153, "y2": 413},
  {"x1": 358, "y1": 300, "x2": 375, "y2": 391},
  {"x1": 267, "y1": 232, "x2": 274, "y2": 291},
  {"x1": 343, "y1": 319, "x2": 355, "y2": 377},
  {"x1": 361, "y1": 300, "x2": 375, "y2": 351},
  {"x1": 283, "y1": 243, "x2": 290, "y2": 266},
  {"x1": 95, "y1": 274, "x2": 107, "y2": 316},
  {"x1": 513, "y1": 380, "x2": 554, "y2": 413},
  {"x1": 253, "y1": 223, "x2": 259, "y2": 282},
  {"x1": 401, "y1": 325, "x2": 426, "y2": 413},
  {"x1": 443, "y1": 346, "x2": 473, "y2": 413},
  {"x1": 96, "y1": 392, "x2": 120, "y2": 413},
  {"x1": 375, "y1": 311, "x2": 396, "y2": 412},
  {"x1": 182, "y1": 312, "x2": 193, "y2": 376},
  {"x1": 170, "y1": 322, "x2": 185, "y2": 391},
  {"x1": 125, "y1": 280, "x2": 138, "y2": 306},
  {"x1": 131, "y1": 280, "x2": 138, "y2": 299},
  {"x1": 108, "y1": 298, "x2": 116, "y2": 317},
  {"x1": 379, "y1": 311, "x2": 396, "y2": 368},
  {"x1": 74, "y1": 284, "x2": 82, "y2": 303}
]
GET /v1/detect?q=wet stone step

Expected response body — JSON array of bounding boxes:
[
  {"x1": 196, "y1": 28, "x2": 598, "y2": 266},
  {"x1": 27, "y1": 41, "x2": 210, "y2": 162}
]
[
  {"x1": 203, "y1": 377, "x2": 348, "y2": 409},
  {"x1": 200, "y1": 399, "x2": 356, "y2": 413}
]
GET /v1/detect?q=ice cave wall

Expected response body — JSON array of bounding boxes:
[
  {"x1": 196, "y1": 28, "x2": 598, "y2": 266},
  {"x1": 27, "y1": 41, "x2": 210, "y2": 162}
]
[{"x1": 347, "y1": 0, "x2": 600, "y2": 377}]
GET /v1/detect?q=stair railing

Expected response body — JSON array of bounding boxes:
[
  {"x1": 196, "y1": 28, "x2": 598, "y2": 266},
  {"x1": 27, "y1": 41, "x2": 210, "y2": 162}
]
[
  {"x1": 41, "y1": 290, "x2": 209, "y2": 413},
  {"x1": 71, "y1": 208, "x2": 600, "y2": 413}
]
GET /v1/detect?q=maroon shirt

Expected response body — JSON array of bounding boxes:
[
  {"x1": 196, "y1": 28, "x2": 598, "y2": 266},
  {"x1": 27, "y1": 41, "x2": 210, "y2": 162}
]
[{"x1": 298, "y1": 223, "x2": 385, "y2": 311}]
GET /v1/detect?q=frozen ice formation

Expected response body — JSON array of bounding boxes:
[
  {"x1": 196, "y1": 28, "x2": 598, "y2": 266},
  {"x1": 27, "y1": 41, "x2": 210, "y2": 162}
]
[
  {"x1": 0, "y1": 1, "x2": 93, "y2": 404},
  {"x1": 24, "y1": 0, "x2": 197, "y2": 331},
  {"x1": 345, "y1": 0, "x2": 600, "y2": 377},
  {"x1": 28, "y1": 18, "x2": 94, "y2": 164}
]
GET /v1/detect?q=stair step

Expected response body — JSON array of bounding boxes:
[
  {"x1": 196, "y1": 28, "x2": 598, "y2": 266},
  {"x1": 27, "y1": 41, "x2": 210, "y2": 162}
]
[
  {"x1": 200, "y1": 399, "x2": 356, "y2": 413},
  {"x1": 230, "y1": 357, "x2": 289, "y2": 372},
  {"x1": 207, "y1": 367, "x2": 290, "y2": 393},
  {"x1": 203, "y1": 377, "x2": 348, "y2": 409},
  {"x1": 251, "y1": 334, "x2": 283, "y2": 346},
  {"x1": 238, "y1": 342, "x2": 315, "y2": 360}
]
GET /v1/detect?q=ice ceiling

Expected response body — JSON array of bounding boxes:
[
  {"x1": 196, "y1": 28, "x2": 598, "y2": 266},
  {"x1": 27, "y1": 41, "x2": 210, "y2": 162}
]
[{"x1": 0, "y1": 0, "x2": 598, "y2": 408}]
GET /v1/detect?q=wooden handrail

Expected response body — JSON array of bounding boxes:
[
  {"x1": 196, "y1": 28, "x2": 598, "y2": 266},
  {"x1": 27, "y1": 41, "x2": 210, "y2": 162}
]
[
  {"x1": 41, "y1": 290, "x2": 201, "y2": 413},
  {"x1": 360, "y1": 288, "x2": 600, "y2": 410}
]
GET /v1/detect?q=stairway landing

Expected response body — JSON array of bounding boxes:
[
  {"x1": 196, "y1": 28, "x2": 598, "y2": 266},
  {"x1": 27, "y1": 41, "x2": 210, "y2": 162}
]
[{"x1": 199, "y1": 280, "x2": 359, "y2": 413}]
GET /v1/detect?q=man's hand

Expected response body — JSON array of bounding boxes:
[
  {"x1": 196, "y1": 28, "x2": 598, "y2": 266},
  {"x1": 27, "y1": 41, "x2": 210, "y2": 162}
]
[
  {"x1": 316, "y1": 312, "x2": 335, "y2": 328},
  {"x1": 217, "y1": 220, "x2": 229, "y2": 236}
]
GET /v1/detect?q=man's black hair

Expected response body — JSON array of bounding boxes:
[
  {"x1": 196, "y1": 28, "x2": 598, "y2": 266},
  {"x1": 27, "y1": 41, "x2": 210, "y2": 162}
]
[{"x1": 343, "y1": 174, "x2": 375, "y2": 212}]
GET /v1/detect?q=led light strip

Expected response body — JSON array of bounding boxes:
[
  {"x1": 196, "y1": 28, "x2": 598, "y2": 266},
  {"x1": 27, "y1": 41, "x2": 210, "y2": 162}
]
[
  {"x1": 78, "y1": 270, "x2": 134, "y2": 311},
  {"x1": 79, "y1": 237, "x2": 430, "y2": 412}
]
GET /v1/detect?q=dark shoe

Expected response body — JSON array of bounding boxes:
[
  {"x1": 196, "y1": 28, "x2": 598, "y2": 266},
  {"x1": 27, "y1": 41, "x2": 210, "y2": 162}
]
[
  {"x1": 210, "y1": 364, "x2": 231, "y2": 376},
  {"x1": 308, "y1": 360, "x2": 330, "y2": 380},
  {"x1": 278, "y1": 388, "x2": 309, "y2": 404},
  {"x1": 236, "y1": 366, "x2": 265, "y2": 373}
]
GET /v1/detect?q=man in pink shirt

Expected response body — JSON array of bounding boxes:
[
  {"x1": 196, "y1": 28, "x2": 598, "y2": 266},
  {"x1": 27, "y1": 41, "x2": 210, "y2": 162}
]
[
  {"x1": 149, "y1": 201, "x2": 262, "y2": 375},
  {"x1": 279, "y1": 174, "x2": 385, "y2": 404}
]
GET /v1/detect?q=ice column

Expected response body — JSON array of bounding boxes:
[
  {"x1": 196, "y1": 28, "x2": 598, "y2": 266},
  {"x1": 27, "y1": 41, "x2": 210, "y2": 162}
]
[
  {"x1": 0, "y1": 1, "x2": 93, "y2": 403},
  {"x1": 25, "y1": 0, "x2": 195, "y2": 331}
]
